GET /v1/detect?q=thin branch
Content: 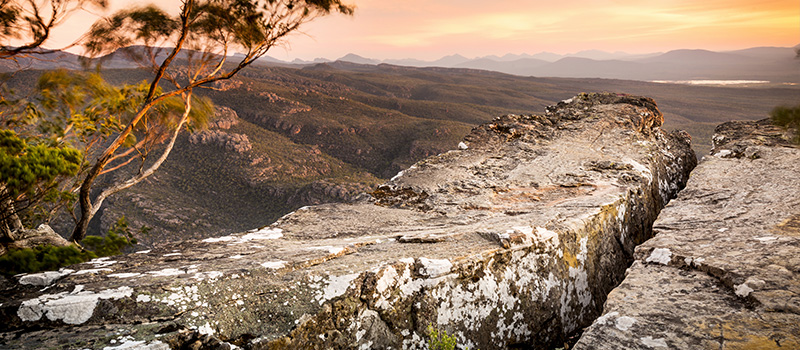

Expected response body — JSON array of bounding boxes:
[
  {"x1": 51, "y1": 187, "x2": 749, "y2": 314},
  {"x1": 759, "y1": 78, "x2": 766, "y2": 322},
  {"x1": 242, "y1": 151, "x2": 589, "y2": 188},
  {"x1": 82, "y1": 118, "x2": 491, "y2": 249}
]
[{"x1": 99, "y1": 153, "x2": 138, "y2": 175}]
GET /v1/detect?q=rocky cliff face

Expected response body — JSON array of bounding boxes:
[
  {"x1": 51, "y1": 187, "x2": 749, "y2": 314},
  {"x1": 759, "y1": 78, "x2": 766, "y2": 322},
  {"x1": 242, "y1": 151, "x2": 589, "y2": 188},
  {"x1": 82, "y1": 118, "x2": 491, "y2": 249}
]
[
  {"x1": 0, "y1": 93, "x2": 696, "y2": 349},
  {"x1": 574, "y1": 119, "x2": 799, "y2": 349}
]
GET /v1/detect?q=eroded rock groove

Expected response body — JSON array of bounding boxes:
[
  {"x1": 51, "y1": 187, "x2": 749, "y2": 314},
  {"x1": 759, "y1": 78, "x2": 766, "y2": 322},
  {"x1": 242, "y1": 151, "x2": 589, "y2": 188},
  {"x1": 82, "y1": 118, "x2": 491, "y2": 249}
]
[{"x1": 575, "y1": 118, "x2": 800, "y2": 349}]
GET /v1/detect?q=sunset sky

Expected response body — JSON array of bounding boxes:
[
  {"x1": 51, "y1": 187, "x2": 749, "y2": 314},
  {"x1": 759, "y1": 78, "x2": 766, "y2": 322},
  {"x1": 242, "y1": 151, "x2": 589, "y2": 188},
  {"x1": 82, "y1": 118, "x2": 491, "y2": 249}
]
[{"x1": 47, "y1": 0, "x2": 799, "y2": 61}]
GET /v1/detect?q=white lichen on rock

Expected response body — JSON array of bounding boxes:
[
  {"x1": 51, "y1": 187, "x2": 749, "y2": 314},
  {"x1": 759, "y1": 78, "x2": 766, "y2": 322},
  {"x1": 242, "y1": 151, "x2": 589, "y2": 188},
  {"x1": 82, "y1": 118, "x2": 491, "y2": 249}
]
[
  {"x1": 73, "y1": 268, "x2": 113, "y2": 275},
  {"x1": 645, "y1": 248, "x2": 672, "y2": 265},
  {"x1": 315, "y1": 273, "x2": 360, "y2": 305},
  {"x1": 594, "y1": 311, "x2": 619, "y2": 326},
  {"x1": 18, "y1": 269, "x2": 74, "y2": 286},
  {"x1": 260, "y1": 261, "x2": 287, "y2": 269},
  {"x1": 614, "y1": 316, "x2": 636, "y2": 331},
  {"x1": 197, "y1": 322, "x2": 215, "y2": 335},
  {"x1": 102, "y1": 338, "x2": 169, "y2": 350},
  {"x1": 192, "y1": 271, "x2": 223, "y2": 281},
  {"x1": 418, "y1": 258, "x2": 452, "y2": 277},
  {"x1": 734, "y1": 283, "x2": 754, "y2": 298},
  {"x1": 85, "y1": 257, "x2": 118, "y2": 268},
  {"x1": 640, "y1": 336, "x2": 668, "y2": 348},
  {"x1": 203, "y1": 227, "x2": 283, "y2": 244},
  {"x1": 18, "y1": 286, "x2": 133, "y2": 324},
  {"x1": 626, "y1": 159, "x2": 653, "y2": 184}
]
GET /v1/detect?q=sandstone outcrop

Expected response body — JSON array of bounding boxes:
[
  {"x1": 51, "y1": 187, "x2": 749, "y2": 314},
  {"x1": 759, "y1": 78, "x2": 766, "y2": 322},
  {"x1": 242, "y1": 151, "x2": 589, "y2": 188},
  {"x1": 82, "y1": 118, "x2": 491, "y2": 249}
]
[
  {"x1": 189, "y1": 107, "x2": 252, "y2": 153},
  {"x1": 0, "y1": 93, "x2": 695, "y2": 349},
  {"x1": 574, "y1": 119, "x2": 800, "y2": 349},
  {"x1": 189, "y1": 130, "x2": 253, "y2": 153},
  {"x1": 208, "y1": 107, "x2": 240, "y2": 130}
]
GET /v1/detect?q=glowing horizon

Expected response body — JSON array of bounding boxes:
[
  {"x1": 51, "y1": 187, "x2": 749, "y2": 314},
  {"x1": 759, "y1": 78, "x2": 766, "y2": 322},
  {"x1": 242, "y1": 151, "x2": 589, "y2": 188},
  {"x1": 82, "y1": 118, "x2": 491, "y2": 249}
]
[{"x1": 36, "y1": 0, "x2": 800, "y2": 61}]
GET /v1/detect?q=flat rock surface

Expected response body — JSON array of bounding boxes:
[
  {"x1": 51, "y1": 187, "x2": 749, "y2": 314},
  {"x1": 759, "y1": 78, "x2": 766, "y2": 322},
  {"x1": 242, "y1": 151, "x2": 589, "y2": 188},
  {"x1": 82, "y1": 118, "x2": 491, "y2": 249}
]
[
  {"x1": 0, "y1": 93, "x2": 696, "y2": 350},
  {"x1": 575, "y1": 119, "x2": 800, "y2": 349}
]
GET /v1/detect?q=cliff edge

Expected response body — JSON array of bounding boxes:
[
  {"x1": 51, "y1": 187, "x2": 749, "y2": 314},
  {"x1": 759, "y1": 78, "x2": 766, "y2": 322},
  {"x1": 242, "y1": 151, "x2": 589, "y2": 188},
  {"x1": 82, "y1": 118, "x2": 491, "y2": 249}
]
[
  {"x1": 575, "y1": 119, "x2": 800, "y2": 349},
  {"x1": 0, "y1": 93, "x2": 696, "y2": 349}
]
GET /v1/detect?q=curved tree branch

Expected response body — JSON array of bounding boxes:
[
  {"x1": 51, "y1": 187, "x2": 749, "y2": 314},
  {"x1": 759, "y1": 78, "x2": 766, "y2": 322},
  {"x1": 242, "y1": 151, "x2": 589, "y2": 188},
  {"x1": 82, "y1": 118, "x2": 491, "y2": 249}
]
[{"x1": 87, "y1": 91, "x2": 193, "y2": 227}]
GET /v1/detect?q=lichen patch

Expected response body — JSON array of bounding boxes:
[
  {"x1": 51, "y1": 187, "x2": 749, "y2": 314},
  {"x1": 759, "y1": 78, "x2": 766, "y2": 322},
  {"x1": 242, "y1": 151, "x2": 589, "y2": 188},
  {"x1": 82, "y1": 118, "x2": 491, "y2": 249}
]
[
  {"x1": 260, "y1": 261, "x2": 287, "y2": 269},
  {"x1": 17, "y1": 286, "x2": 133, "y2": 324},
  {"x1": 202, "y1": 227, "x2": 283, "y2": 244},
  {"x1": 18, "y1": 269, "x2": 73, "y2": 286},
  {"x1": 645, "y1": 248, "x2": 672, "y2": 265},
  {"x1": 735, "y1": 283, "x2": 754, "y2": 298},
  {"x1": 614, "y1": 316, "x2": 636, "y2": 331},
  {"x1": 314, "y1": 273, "x2": 360, "y2": 305},
  {"x1": 418, "y1": 258, "x2": 452, "y2": 277}
]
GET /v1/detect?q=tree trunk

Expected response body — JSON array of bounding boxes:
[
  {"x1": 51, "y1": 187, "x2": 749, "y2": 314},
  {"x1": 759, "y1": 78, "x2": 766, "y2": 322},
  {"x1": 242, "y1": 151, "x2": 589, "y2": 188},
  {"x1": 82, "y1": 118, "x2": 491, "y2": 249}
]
[{"x1": 0, "y1": 185, "x2": 23, "y2": 241}]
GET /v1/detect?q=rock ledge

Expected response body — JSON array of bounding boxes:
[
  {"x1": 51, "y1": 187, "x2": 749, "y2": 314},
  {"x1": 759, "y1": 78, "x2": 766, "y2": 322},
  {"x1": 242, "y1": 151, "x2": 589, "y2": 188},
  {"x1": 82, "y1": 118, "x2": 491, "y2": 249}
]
[{"x1": 0, "y1": 93, "x2": 696, "y2": 350}]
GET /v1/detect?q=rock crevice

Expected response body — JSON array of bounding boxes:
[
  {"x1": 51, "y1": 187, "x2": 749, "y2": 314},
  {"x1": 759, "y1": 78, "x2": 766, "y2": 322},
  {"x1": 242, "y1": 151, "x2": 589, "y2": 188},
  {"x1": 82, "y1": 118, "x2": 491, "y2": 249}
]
[{"x1": 575, "y1": 119, "x2": 800, "y2": 349}]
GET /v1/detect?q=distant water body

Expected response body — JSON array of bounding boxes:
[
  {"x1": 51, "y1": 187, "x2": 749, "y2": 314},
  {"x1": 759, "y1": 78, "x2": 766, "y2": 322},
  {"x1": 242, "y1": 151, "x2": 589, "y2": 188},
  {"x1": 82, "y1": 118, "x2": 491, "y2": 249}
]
[{"x1": 651, "y1": 80, "x2": 770, "y2": 85}]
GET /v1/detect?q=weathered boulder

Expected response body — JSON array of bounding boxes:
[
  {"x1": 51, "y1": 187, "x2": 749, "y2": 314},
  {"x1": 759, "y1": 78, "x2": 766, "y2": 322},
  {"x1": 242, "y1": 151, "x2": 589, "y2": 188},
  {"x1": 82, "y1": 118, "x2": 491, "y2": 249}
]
[
  {"x1": 0, "y1": 93, "x2": 695, "y2": 349},
  {"x1": 575, "y1": 119, "x2": 800, "y2": 349}
]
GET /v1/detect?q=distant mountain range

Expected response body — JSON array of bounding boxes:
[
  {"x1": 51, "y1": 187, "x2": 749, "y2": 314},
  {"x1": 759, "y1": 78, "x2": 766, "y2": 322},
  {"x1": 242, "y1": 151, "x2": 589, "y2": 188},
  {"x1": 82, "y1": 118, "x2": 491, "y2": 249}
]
[
  {"x1": 276, "y1": 46, "x2": 799, "y2": 83},
  {"x1": 3, "y1": 46, "x2": 798, "y2": 84}
]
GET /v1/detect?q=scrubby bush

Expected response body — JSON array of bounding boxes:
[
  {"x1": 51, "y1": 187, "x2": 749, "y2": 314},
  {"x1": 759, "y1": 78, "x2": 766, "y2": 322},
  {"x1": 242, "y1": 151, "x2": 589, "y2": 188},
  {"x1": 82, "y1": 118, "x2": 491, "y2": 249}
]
[
  {"x1": 0, "y1": 217, "x2": 138, "y2": 276},
  {"x1": 81, "y1": 217, "x2": 138, "y2": 257},
  {"x1": 427, "y1": 324, "x2": 461, "y2": 350},
  {"x1": 770, "y1": 104, "x2": 800, "y2": 144},
  {"x1": 0, "y1": 245, "x2": 95, "y2": 276}
]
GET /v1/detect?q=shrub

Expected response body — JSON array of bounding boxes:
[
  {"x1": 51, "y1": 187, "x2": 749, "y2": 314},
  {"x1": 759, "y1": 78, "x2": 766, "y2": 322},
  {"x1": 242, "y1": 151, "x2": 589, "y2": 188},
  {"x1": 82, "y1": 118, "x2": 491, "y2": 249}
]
[
  {"x1": 770, "y1": 104, "x2": 800, "y2": 144},
  {"x1": 81, "y1": 217, "x2": 138, "y2": 257},
  {"x1": 427, "y1": 324, "x2": 460, "y2": 350},
  {"x1": 0, "y1": 244, "x2": 96, "y2": 276},
  {"x1": 0, "y1": 217, "x2": 139, "y2": 276}
]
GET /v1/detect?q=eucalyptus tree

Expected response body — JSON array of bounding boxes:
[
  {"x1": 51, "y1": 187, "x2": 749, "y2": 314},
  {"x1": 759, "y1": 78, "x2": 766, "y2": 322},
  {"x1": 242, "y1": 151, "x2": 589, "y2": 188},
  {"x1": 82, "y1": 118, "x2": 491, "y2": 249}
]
[{"x1": 70, "y1": 0, "x2": 354, "y2": 242}]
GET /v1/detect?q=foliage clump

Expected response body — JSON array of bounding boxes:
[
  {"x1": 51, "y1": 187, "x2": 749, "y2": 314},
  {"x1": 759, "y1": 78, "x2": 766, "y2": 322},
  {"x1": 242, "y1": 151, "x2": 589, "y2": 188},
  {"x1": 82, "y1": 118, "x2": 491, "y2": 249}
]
[
  {"x1": 770, "y1": 104, "x2": 800, "y2": 144},
  {"x1": 82, "y1": 216, "x2": 139, "y2": 257},
  {"x1": 428, "y1": 324, "x2": 465, "y2": 350},
  {"x1": 0, "y1": 244, "x2": 95, "y2": 276},
  {"x1": 3, "y1": 0, "x2": 353, "y2": 244},
  {"x1": 0, "y1": 129, "x2": 82, "y2": 231},
  {"x1": 0, "y1": 217, "x2": 138, "y2": 276}
]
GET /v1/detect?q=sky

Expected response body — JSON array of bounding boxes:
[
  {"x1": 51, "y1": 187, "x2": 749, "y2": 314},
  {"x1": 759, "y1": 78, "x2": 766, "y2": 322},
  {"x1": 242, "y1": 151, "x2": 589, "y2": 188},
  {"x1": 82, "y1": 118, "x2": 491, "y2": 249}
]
[{"x1": 43, "y1": 0, "x2": 800, "y2": 61}]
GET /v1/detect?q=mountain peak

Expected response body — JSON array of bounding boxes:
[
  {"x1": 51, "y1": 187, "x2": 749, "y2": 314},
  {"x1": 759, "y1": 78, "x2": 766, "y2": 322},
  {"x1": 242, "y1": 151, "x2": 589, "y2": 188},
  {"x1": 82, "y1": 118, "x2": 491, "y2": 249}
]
[
  {"x1": 430, "y1": 54, "x2": 470, "y2": 67},
  {"x1": 337, "y1": 53, "x2": 380, "y2": 65}
]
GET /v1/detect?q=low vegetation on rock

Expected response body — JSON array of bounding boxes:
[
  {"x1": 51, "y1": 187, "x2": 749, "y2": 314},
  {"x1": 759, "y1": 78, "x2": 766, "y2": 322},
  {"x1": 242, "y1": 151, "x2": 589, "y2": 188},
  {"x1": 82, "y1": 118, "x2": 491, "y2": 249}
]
[
  {"x1": 771, "y1": 104, "x2": 800, "y2": 144},
  {"x1": 0, "y1": 217, "x2": 137, "y2": 276},
  {"x1": 0, "y1": 244, "x2": 93, "y2": 276},
  {"x1": 427, "y1": 325, "x2": 461, "y2": 350}
]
